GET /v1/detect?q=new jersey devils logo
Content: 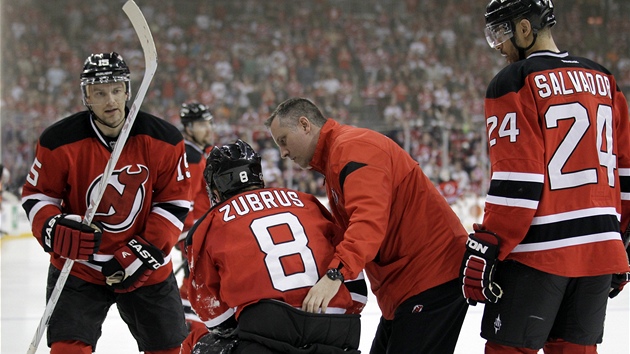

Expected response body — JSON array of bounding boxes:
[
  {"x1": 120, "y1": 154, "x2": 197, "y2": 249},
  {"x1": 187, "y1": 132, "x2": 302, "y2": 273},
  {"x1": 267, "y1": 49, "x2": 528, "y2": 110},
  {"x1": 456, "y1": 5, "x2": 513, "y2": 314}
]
[{"x1": 86, "y1": 164, "x2": 149, "y2": 232}]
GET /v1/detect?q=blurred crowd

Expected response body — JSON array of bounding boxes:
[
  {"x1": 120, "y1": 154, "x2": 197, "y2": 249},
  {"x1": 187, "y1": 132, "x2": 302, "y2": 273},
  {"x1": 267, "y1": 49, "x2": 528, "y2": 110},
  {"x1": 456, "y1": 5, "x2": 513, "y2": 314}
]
[{"x1": 2, "y1": 0, "x2": 629, "y2": 200}]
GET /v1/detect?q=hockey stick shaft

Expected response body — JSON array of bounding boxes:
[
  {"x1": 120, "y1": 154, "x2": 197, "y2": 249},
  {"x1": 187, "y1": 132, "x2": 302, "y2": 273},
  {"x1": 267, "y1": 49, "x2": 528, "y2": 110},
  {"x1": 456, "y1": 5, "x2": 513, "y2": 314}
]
[
  {"x1": 27, "y1": 2, "x2": 157, "y2": 353},
  {"x1": 174, "y1": 258, "x2": 188, "y2": 276}
]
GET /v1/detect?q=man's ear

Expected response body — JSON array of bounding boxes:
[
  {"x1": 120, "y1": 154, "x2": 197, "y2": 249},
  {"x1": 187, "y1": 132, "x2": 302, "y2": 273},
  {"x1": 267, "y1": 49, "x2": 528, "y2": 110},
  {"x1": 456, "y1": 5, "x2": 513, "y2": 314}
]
[
  {"x1": 184, "y1": 124, "x2": 193, "y2": 135},
  {"x1": 211, "y1": 189, "x2": 221, "y2": 205},
  {"x1": 298, "y1": 116, "x2": 310, "y2": 132},
  {"x1": 517, "y1": 18, "x2": 533, "y2": 37}
]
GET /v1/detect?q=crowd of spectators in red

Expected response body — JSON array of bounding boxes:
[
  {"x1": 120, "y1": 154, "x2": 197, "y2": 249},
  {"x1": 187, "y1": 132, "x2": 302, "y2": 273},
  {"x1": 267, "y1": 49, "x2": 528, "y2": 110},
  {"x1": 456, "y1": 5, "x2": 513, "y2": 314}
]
[{"x1": 2, "y1": 0, "x2": 629, "y2": 200}]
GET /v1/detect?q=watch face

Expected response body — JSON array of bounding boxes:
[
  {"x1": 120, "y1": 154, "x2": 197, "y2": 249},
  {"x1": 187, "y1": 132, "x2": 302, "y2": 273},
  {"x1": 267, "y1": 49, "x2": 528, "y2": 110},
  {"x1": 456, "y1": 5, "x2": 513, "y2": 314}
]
[{"x1": 326, "y1": 268, "x2": 343, "y2": 281}]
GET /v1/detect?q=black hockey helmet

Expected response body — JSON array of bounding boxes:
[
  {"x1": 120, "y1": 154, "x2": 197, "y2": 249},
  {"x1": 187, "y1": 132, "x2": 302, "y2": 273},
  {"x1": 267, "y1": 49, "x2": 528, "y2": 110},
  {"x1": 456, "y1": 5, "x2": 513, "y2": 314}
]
[
  {"x1": 484, "y1": 0, "x2": 556, "y2": 48},
  {"x1": 180, "y1": 102, "x2": 213, "y2": 126},
  {"x1": 80, "y1": 52, "x2": 131, "y2": 101},
  {"x1": 204, "y1": 139, "x2": 264, "y2": 204}
]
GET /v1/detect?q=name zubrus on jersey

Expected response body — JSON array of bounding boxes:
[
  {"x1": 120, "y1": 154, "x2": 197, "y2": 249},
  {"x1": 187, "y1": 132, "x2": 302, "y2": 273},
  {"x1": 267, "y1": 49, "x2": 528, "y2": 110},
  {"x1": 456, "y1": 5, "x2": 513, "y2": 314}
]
[
  {"x1": 533, "y1": 69, "x2": 612, "y2": 100},
  {"x1": 128, "y1": 239, "x2": 161, "y2": 270},
  {"x1": 218, "y1": 189, "x2": 305, "y2": 222}
]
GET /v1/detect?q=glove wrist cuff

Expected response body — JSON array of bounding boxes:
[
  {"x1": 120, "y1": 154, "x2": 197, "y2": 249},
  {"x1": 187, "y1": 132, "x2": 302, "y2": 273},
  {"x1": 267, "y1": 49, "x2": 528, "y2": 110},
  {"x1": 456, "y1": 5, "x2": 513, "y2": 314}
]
[{"x1": 127, "y1": 237, "x2": 165, "y2": 270}]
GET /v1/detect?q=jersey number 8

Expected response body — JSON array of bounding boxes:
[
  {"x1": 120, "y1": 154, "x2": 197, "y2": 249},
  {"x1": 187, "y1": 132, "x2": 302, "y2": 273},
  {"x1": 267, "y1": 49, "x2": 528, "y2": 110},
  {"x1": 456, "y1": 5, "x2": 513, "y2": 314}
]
[{"x1": 250, "y1": 212, "x2": 320, "y2": 292}]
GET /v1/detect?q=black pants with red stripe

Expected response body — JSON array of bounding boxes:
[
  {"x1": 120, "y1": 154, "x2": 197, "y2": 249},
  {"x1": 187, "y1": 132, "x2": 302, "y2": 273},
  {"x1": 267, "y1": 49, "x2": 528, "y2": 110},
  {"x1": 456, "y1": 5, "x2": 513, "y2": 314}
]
[
  {"x1": 370, "y1": 278, "x2": 469, "y2": 354},
  {"x1": 45, "y1": 264, "x2": 187, "y2": 351}
]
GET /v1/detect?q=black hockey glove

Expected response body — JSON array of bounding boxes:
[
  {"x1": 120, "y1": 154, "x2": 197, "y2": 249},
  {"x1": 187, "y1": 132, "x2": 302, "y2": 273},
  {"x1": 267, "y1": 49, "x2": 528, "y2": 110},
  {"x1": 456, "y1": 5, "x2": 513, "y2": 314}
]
[
  {"x1": 192, "y1": 331, "x2": 238, "y2": 354},
  {"x1": 101, "y1": 237, "x2": 164, "y2": 293},
  {"x1": 609, "y1": 271, "x2": 630, "y2": 299},
  {"x1": 193, "y1": 316, "x2": 238, "y2": 354},
  {"x1": 460, "y1": 227, "x2": 503, "y2": 305},
  {"x1": 42, "y1": 214, "x2": 102, "y2": 261},
  {"x1": 610, "y1": 231, "x2": 630, "y2": 299}
]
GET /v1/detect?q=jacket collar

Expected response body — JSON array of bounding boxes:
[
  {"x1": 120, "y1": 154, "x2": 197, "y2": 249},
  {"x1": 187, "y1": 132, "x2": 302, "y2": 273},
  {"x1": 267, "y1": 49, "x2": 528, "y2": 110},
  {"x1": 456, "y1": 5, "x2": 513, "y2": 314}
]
[{"x1": 309, "y1": 118, "x2": 338, "y2": 174}]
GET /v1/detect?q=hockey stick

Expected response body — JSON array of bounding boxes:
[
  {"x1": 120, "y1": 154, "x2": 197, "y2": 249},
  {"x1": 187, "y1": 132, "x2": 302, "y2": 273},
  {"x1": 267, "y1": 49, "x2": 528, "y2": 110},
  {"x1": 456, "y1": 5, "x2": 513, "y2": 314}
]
[
  {"x1": 27, "y1": 1, "x2": 157, "y2": 353},
  {"x1": 174, "y1": 258, "x2": 188, "y2": 276}
]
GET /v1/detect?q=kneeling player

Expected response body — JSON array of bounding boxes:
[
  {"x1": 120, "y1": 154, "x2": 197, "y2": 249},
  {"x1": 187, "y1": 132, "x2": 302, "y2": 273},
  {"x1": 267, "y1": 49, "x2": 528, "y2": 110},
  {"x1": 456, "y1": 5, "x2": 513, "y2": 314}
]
[{"x1": 180, "y1": 140, "x2": 367, "y2": 354}]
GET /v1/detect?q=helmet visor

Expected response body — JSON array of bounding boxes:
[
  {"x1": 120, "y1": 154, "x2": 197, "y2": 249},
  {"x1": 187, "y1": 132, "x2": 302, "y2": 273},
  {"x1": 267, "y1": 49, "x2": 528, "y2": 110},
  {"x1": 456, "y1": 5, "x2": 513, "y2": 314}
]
[
  {"x1": 485, "y1": 22, "x2": 513, "y2": 48},
  {"x1": 80, "y1": 75, "x2": 131, "y2": 104},
  {"x1": 81, "y1": 74, "x2": 129, "y2": 87},
  {"x1": 212, "y1": 172, "x2": 235, "y2": 194}
]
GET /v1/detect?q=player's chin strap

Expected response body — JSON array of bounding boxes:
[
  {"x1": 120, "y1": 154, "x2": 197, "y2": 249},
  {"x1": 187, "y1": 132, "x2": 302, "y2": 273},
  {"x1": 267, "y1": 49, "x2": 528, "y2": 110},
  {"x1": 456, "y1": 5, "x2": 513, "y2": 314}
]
[
  {"x1": 187, "y1": 132, "x2": 206, "y2": 151},
  {"x1": 88, "y1": 108, "x2": 126, "y2": 130},
  {"x1": 511, "y1": 31, "x2": 538, "y2": 61}
]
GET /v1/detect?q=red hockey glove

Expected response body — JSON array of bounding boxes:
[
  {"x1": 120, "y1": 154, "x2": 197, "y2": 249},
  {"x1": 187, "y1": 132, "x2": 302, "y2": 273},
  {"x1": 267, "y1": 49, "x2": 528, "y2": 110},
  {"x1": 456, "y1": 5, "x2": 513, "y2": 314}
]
[
  {"x1": 460, "y1": 228, "x2": 503, "y2": 305},
  {"x1": 42, "y1": 214, "x2": 102, "y2": 261},
  {"x1": 101, "y1": 237, "x2": 164, "y2": 293},
  {"x1": 609, "y1": 271, "x2": 630, "y2": 299}
]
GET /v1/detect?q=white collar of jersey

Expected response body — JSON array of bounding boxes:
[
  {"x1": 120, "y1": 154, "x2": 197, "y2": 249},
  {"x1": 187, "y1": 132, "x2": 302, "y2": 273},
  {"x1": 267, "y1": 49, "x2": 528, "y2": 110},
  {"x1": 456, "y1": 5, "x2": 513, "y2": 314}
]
[
  {"x1": 184, "y1": 139, "x2": 204, "y2": 154},
  {"x1": 526, "y1": 50, "x2": 568, "y2": 60},
  {"x1": 90, "y1": 116, "x2": 113, "y2": 149}
]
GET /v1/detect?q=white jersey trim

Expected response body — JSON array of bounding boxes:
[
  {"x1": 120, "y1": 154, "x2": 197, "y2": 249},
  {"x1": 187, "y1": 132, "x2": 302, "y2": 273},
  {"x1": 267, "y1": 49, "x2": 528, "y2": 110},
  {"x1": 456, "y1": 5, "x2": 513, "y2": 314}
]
[
  {"x1": 527, "y1": 51, "x2": 569, "y2": 59},
  {"x1": 22, "y1": 193, "x2": 62, "y2": 222},
  {"x1": 153, "y1": 204, "x2": 186, "y2": 231},
  {"x1": 290, "y1": 305, "x2": 347, "y2": 314},
  {"x1": 511, "y1": 232, "x2": 622, "y2": 253},
  {"x1": 169, "y1": 199, "x2": 193, "y2": 209},
  {"x1": 351, "y1": 293, "x2": 368, "y2": 305},
  {"x1": 531, "y1": 207, "x2": 620, "y2": 225},
  {"x1": 486, "y1": 195, "x2": 539, "y2": 209},
  {"x1": 618, "y1": 168, "x2": 630, "y2": 176},
  {"x1": 203, "y1": 307, "x2": 235, "y2": 328},
  {"x1": 76, "y1": 253, "x2": 172, "y2": 272},
  {"x1": 491, "y1": 171, "x2": 545, "y2": 183}
]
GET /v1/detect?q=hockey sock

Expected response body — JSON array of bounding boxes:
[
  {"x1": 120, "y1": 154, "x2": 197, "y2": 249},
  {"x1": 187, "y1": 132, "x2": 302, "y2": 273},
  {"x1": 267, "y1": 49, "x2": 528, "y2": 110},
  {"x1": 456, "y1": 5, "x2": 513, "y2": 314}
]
[{"x1": 50, "y1": 340, "x2": 92, "y2": 354}]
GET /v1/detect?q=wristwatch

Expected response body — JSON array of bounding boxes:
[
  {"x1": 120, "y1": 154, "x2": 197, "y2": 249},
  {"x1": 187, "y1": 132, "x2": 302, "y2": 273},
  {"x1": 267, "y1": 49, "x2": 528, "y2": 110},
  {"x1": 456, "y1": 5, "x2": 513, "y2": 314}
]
[{"x1": 326, "y1": 268, "x2": 344, "y2": 282}]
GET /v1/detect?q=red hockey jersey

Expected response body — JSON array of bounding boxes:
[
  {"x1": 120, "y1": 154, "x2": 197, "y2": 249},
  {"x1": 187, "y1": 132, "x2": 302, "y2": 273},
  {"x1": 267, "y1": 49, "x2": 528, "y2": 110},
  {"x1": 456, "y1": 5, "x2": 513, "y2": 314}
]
[
  {"x1": 309, "y1": 119, "x2": 468, "y2": 320},
  {"x1": 182, "y1": 141, "x2": 211, "y2": 233},
  {"x1": 22, "y1": 110, "x2": 191, "y2": 286},
  {"x1": 483, "y1": 51, "x2": 630, "y2": 276},
  {"x1": 185, "y1": 188, "x2": 366, "y2": 327}
]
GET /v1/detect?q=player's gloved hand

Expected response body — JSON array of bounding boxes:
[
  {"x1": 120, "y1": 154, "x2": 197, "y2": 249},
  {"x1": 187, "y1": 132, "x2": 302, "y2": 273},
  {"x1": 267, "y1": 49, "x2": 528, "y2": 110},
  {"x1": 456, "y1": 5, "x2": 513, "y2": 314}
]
[
  {"x1": 192, "y1": 331, "x2": 238, "y2": 354},
  {"x1": 209, "y1": 315, "x2": 238, "y2": 337},
  {"x1": 192, "y1": 315, "x2": 238, "y2": 353},
  {"x1": 460, "y1": 225, "x2": 503, "y2": 305},
  {"x1": 42, "y1": 214, "x2": 103, "y2": 261},
  {"x1": 609, "y1": 271, "x2": 630, "y2": 298},
  {"x1": 101, "y1": 237, "x2": 164, "y2": 293}
]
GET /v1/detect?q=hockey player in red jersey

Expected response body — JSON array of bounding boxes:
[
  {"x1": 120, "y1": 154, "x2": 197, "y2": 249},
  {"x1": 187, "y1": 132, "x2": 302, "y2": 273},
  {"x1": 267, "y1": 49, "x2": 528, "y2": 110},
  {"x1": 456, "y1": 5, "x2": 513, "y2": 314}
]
[
  {"x1": 21, "y1": 52, "x2": 191, "y2": 354},
  {"x1": 266, "y1": 98, "x2": 469, "y2": 354},
  {"x1": 459, "y1": 1, "x2": 630, "y2": 353},
  {"x1": 177, "y1": 102, "x2": 215, "y2": 333},
  {"x1": 180, "y1": 102, "x2": 215, "y2": 233},
  {"x1": 180, "y1": 139, "x2": 367, "y2": 354}
]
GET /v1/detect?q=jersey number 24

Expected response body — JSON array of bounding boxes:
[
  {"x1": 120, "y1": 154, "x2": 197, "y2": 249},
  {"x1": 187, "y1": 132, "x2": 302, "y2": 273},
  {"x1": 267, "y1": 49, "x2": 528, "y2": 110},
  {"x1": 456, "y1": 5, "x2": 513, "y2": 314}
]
[{"x1": 487, "y1": 102, "x2": 616, "y2": 190}]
